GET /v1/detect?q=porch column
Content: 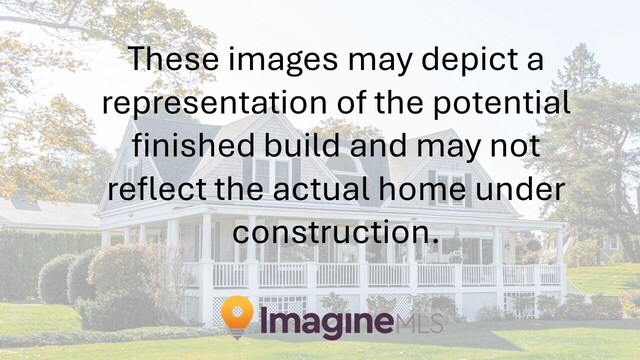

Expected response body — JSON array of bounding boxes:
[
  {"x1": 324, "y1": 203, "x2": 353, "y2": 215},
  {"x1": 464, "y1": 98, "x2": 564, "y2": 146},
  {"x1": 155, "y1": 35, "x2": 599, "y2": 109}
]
[
  {"x1": 492, "y1": 226, "x2": 502, "y2": 265},
  {"x1": 357, "y1": 220, "x2": 369, "y2": 312},
  {"x1": 408, "y1": 221, "x2": 418, "y2": 290},
  {"x1": 100, "y1": 230, "x2": 111, "y2": 248},
  {"x1": 139, "y1": 224, "x2": 147, "y2": 244},
  {"x1": 167, "y1": 219, "x2": 180, "y2": 248},
  {"x1": 124, "y1": 227, "x2": 132, "y2": 245},
  {"x1": 493, "y1": 226, "x2": 505, "y2": 313},
  {"x1": 199, "y1": 212, "x2": 214, "y2": 327},
  {"x1": 246, "y1": 215, "x2": 259, "y2": 322}
]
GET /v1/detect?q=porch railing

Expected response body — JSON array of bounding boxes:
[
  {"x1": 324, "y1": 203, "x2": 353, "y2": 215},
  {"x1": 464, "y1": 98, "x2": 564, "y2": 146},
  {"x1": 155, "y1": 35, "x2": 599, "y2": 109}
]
[
  {"x1": 212, "y1": 262, "x2": 248, "y2": 288},
  {"x1": 201, "y1": 262, "x2": 565, "y2": 289},
  {"x1": 259, "y1": 263, "x2": 308, "y2": 288},
  {"x1": 417, "y1": 264, "x2": 455, "y2": 286},
  {"x1": 368, "y1": 264, "x2": 409, "y2": 287},
  {"x1": 317, "y1": 263, "x2": 360, "y2": 287},
  {"x1": 462, "y1": 265, "x2": 496, "y2": 286},
  {"x1": 540, "y1": 265, "x2": 561, "y2": 285},
  {"x1": 503, "y1": 265, "x2": 535, "y2": 286}
]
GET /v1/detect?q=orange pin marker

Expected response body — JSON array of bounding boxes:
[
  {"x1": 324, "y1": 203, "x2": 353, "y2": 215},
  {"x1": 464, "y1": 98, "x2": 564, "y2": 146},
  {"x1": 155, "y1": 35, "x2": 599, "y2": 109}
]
[{"x1": 221, "y1": 295, "x2": 254, "y2": 340}]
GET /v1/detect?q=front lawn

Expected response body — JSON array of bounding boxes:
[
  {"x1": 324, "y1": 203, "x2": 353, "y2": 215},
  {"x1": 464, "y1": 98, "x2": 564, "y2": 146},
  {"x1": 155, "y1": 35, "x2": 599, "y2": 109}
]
[
  {"x1": 0, "y1": 303, "x2": 82, "y2": 337},
  {"x1": 568, "y1": 263, "x2": 640, "y2": 296},
  {"x1": 1, "y1": 320, "x2": 639, "y2": 359}
]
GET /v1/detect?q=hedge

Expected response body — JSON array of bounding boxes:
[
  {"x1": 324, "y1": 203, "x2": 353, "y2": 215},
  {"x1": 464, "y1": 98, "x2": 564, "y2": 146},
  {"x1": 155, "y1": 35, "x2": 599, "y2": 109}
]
[
  {"x1": 0, "y1": 326, "x2": 226, "y2": 349},
  {"x1": 0, "y1": 230, "x2": 100, "y2": 300}
]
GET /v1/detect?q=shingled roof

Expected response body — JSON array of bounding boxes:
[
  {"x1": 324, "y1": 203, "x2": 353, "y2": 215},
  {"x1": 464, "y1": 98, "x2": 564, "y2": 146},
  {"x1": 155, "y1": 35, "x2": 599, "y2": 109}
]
[{"x1": 0, "y1": 196, "x2": 99, "y2": 232}]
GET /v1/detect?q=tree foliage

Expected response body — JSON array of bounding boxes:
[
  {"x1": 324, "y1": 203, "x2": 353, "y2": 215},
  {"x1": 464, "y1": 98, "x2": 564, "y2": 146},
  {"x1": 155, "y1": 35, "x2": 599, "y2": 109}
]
[
  {"x1": 0, "y1": 0, "x2": 216, "y2": 201},
  {"x1": 528, "y1": 43, "x2": 640, "y2": 261}
]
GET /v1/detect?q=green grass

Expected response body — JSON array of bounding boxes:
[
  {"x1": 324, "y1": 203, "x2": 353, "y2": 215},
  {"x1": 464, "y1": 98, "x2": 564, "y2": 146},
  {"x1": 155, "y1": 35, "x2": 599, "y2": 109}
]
[
  {"x1": 1, "y1": 320, "x2": 639, "y2": 359},
  {"x1": 0, "y1": 303, "x2": 82, "y2": 337},
  {"x1": 568, "y1": 263, "x2": 640, "y2": 296}
]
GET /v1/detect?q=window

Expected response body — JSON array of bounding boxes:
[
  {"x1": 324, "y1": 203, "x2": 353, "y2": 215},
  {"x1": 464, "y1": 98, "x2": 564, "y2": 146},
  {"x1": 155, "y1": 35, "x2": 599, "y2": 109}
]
[
  {"x1": 125, "y1": 161, "x2": 139, "y2": 182},
  {"x1": 436, "y1": 173, "x2": 465, "y2": 207},
  {"x1": 610, "y1": 237, "x2": 619, "y2": 250},
  {"x1": 253, "y1": 158, "x2": 291, "y2": 194},
  {"x1": 325, "y1": 149, "x2": 365, "y2": 176}
]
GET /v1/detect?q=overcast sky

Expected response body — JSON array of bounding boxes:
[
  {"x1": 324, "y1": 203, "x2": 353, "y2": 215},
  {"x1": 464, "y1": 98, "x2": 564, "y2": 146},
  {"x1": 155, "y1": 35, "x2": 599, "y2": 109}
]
[{"x1": 6, "y1": 0, "x2": 640, "y2": 218}]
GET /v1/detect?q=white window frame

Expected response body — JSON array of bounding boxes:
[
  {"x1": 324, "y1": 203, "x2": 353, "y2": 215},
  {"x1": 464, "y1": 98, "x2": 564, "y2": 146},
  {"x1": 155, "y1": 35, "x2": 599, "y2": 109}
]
[
  {"x1": 125, "y1": 160, "x2": 139, "y2": 183},
  {"x1": 252, "y1": 158, "x2": 292, "y2": 195},
  {"x1": 436, "y1": 172, "x2": 465, "y2": 207},
  {"x1": 610, "y1": 237, "x2": 619, "y2": 250}
]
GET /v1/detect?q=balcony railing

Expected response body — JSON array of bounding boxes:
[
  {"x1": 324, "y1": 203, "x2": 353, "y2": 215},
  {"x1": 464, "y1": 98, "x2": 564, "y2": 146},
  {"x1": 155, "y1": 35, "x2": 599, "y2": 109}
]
[{"x1": 503, "y1": 265, "x2": 535, "y2": 286}]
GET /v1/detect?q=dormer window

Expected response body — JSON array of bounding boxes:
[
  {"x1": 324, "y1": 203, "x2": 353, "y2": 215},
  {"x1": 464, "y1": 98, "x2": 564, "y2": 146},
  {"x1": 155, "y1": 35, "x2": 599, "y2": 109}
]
[
  {"x1": 125, "y1": 160, "x2": 140, "y2": 182},
  {"x1": 325, "y1": 148, "x2": 365, "y2": 176},
  {"x1": 253, "y1": 158, "x2": 291, "y2": 194}
]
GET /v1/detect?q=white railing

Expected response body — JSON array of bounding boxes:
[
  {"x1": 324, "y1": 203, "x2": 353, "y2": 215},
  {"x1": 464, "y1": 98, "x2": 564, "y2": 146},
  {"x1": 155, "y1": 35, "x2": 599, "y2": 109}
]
[
  {"x1": 317, "y1": 263, "x2": 360, "y2": 287},
  {"x1": 462, "y1": 265, "x2": 496, "y2": 286},
  {"x1": 259, "y1": 263, "x2": 308, "y2": 288},
  {"x1": 213, "y1": 263, "x2": 248, "y2": 288},
  {"x1": 503, "y1": 265, "x2": 535, "y2": 286},
  {"x1": 540, "y1": 265, "x2": 561, "y2": 285},
  {"x1": 369, "y1": 264, "x2": 409, "y2": 287},
  {"x1": 417, "y1": 264, "x2": 455, "y2": 286}
]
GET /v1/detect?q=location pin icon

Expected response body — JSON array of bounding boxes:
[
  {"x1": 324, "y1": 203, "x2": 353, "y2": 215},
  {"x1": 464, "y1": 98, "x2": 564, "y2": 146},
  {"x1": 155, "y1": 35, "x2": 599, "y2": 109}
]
[{"x1": 221, "y1": 296, "x2": 254, "y2": 340}]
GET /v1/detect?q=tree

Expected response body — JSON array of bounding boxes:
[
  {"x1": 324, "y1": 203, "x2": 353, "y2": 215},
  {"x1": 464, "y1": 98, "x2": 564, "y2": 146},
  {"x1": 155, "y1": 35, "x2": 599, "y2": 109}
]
[
  {"x1": 527, "y1": 43, "x2": 640, "y2": 262},
  {"x1": 0, "y1": 1, "x2": 216, "y2": 201},
  {"x1": 551, "y1": 43, "x2": 606, "y2": 96},
  {"x1": 309, "y1": 118, "x2": 383, "y2": 140}
]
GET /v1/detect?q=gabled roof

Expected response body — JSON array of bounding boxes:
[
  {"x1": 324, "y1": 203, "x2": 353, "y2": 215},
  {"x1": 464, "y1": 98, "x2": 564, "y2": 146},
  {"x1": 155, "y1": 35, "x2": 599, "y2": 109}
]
[
  {"x1": 388, "y1": 129, "x2": 452, "y2": 183},
  {"x1": 0, "y1": 196, "x2": 99, "y2": 232},
  {"x1": 134, "y1": 117, "x2": 221, "y2": 184}
]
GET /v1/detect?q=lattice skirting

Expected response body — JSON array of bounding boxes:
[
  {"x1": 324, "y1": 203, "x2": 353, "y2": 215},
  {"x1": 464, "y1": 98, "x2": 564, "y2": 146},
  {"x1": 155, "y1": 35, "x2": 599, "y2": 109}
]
[
  {"x1": 504, "y1": 292, "x2": 535, "y2": 319},
  {"x1": 461, "y1": 292, "x2": 496, "y2": 321}
]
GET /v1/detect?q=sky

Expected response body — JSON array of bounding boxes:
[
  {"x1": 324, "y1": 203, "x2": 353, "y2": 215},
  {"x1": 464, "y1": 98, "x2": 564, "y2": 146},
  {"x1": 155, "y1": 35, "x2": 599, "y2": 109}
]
[{"x1": 5, "y1": 0, "x2": 640, "y2": 219}]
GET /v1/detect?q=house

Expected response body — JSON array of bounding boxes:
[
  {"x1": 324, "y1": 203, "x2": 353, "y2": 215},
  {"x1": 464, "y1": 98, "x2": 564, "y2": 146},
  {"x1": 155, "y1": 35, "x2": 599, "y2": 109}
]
[
  {"x1": 0, "y1": 196, "x2": 99, "y2": 233},
  {"x1": 97, "y1": 112, "x2": 567, "y2": 324}
]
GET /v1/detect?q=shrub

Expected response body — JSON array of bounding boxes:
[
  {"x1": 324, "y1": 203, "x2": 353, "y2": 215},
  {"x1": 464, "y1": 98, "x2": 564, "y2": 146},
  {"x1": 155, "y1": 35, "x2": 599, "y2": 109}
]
[
  {"x1": 565, "y1": 239, "x2": 598, "y2": 268},
  {"x1": 366, "y1": 295, "x2": 396, "y2": 315},
  {"x1": 37, "y1": 254, "x2": 78, "y2": 304},
  {"x1": 620, "y1": 290, "x2": 640, "y2": 318},
  {"x1": 608, "y1": 251, "x2": 625, "y2": 265},
  {"x1": 510, "y1": 295, "x2": 535, "y2": 319},
  {"x1": 536, "y1": 294, "x2": 560, "y2": 320},
  {"x1": 476, "y1": 305, "x2": 503, "y2": 321},
  {"x1": 87, "y1": 244, "x2": 151, "y2": 295},
  {"x1": 430, "y1": 295, "x2": 465, "y2": 323},
  {"x1": 591, "y1": 294, "x2": 622, "y2": 320},
  {"x1": 320, "y1": 292, "x2": 348, "y2": 313},
  {"x1": 67, "y1": 249, "x2": 99, "y2": 305},
  {"x1": 0, "y1": 230, "x2": 99, "y2": 300},
  {"x1": 556, "y1": 294, "x2": 594, "y2": 320},
  {"x1": 76, "y1": 289, "x2": 159, "y2": 331}
]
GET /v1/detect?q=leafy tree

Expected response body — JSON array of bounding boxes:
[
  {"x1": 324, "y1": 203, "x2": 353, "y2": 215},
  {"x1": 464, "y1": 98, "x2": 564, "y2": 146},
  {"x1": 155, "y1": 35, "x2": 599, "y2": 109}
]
[
  {"x1": 309, "y1": 117, "x2": 383, "y2": 140},
  {"x1": 528, "y1": 44, "x2": 640, "y2": 262},
  {"x1": 0, "y1": 1, "x2": 216, "y2": 201}
]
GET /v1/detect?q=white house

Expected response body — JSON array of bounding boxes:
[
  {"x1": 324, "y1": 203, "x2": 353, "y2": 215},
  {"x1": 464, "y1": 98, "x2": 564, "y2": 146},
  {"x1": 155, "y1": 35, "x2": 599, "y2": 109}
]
[{"x1": 97, "y1": 112, "x2": 567, "y2": 325}]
